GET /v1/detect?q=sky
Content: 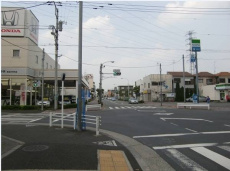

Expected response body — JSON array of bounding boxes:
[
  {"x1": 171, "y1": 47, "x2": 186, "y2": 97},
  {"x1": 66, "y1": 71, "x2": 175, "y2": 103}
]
[{"x1": 2, "y1": 1, "x2": 230, "y2": 91}]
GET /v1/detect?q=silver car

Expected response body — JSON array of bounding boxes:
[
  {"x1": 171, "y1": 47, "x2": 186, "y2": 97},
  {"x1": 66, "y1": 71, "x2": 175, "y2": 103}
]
[{"x1": 129, "y1": 98, "x2": 138, "y2": 104}]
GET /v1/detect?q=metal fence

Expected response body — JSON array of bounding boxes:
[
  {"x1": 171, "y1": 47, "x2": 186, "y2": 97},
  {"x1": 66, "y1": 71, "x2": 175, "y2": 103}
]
[{"x1": 49, "y1": 112, "x2": 101, "y2": 135}]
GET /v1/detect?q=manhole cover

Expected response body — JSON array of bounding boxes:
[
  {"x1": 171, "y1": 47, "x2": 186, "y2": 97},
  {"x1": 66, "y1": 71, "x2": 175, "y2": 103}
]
[{"x1": 22, "y1": 145, "x2": 49, "y2": 152}]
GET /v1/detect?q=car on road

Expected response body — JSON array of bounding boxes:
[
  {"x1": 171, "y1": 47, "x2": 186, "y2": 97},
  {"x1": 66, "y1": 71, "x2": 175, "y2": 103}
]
[
  {"x1": 186, "y1": 96, "x2": 207, "y2": 102},
  {"x1": 129, "y1": 98, "x2": 138, "y2": 104}
]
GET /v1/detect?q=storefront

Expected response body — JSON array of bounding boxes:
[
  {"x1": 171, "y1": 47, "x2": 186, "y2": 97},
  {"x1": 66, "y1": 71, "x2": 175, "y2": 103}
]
[{"x1": 215, "y1": 84, "x2": 230, "y2": 102}]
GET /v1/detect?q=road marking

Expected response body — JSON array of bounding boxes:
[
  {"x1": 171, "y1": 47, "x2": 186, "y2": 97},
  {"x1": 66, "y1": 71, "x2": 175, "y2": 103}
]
[
  {"x1": 218, "y1": 145, "x2": 230, "y2": 152},
  {"x1": 153, "y1": 143, "x2": 217, "y2": 150},
  {"x1": 109, "y1": 107, "x2": 113, "y2": 109},
  {"x1": 171, "y1": 123, "x2": 178, "y2": 126},
  {"x1": 160, "y1": 118, "x2": 213, "y2": 122},
  {"x1": 121, "y1": 107, "x2": 126, "y2": 109},
  {"x1": 186, "y1": 128, "x2": 198, "y2": 133},
  {"x1": 191, "y1": 147, "x2": 230, "y2": 170},
  {"x1": 154, "y1": 113, "x2": 174, "y2": 115},
  {"x1": 224, "y1": 124, "x2": 230, "y2": 127},
  {"x1": 224, "y1": 142, "x2": 230, "y2": 144},
  {"x1": 165, "y1": 149, "x2": 207, "y2": 171},
  {"x1": 133, "y1": 131, "x2": 230, "y2": 139},
  {"x1": 115, "y1": 107, "x2": 119, "y2": 109}
]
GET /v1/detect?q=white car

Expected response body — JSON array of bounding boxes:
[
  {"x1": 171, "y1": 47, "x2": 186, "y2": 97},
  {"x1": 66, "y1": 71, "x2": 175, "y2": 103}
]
[
  {"x1": 37, "y1": 100, "x2": 50, "y2": 107},
  {"x1": 58, "y1": 100, "x2": 71, "y2": 105},
  {"x1": 129, "y1": 98, "x2": 138, "y2": 104}
]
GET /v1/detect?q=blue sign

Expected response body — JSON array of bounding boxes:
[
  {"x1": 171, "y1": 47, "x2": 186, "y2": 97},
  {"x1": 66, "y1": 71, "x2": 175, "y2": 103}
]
[
  {"x1": 192, "y1": 47, "x2": 201, "y2": 52},
  {"x1": 193, "y1": 94, "x2": 198, "y2": 103},
  {"x1": 190, "y1": 55, "x2": 196, "y2": 62}
]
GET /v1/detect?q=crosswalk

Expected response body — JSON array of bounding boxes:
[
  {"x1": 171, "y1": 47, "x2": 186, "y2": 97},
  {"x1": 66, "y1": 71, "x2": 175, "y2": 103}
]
[
  {"x1": 108, "y1": 106, "x2": 156, "y2": 110},
  {"x1": 157, "y1": 144, "x2": 230, "y2": 170},
  {"x1": 1, "y1": 113, "x2": 47, "y2": 125}
]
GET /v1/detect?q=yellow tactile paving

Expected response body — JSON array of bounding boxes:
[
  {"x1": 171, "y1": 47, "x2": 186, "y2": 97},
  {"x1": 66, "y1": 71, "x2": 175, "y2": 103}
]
[{"x1": 98, "y1": 150, "x2": 133, "y2": 171}]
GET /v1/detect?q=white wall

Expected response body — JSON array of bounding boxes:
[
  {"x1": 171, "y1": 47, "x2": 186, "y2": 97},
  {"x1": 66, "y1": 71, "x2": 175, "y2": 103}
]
[{"x1": 202, "y1": 85, "x2": 220, "y2": 100}]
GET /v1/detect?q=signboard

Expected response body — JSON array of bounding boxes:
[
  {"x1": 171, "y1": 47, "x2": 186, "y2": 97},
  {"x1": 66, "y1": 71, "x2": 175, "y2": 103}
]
[
  {"x1": 216, "y1": 84, "x2": 230, "y2": 90},
  {"x1": 192, "y1": 39, "x2": 201, "y2": 52},
  {"x1": 190, "y1": 54, "x2": 196, "y2": 62},
  {"x1": 1, "y1": 7, "x2": 39, "y2": 45}
]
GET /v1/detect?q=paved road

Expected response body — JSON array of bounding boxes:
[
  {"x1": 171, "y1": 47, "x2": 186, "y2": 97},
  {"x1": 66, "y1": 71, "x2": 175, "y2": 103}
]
[{"x1": 92, "y1": 99, "x2": 230, "y2": 171}]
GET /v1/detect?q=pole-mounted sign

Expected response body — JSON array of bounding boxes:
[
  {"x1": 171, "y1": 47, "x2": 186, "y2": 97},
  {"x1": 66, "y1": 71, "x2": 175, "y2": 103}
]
[{"x1": 192, "y1": 39, "x2": 201, "y2": 52}]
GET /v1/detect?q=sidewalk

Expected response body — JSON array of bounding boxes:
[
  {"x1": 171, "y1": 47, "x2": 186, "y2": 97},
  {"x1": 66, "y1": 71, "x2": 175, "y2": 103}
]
[{"x1": 1, "y1": 124, "x2": 141, "y2": 171}]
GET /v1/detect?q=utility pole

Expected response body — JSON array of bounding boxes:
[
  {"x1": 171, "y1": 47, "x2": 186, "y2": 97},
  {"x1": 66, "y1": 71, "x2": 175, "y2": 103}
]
[
  {"x1": 42, "y1": 48, "x2": 45, "y2": 111},
  {"x1": 99, "y1": 64, "x2": 102, "y2": 104},
  {"x1": 160, "y1": 63, "x2": 162, "y2": 106},
  {"x1": 54, "y1": 2, "x2": 59, "y2": 110},
  {"x1": 183, "y1": 54, "x2": 186, "y2": 102},
  {"x1": 195, "y1": 51, "x2": 199, "y2": 103},
  {"x1": 77, "y1": 1, "x2": 83, "y2": 131}
]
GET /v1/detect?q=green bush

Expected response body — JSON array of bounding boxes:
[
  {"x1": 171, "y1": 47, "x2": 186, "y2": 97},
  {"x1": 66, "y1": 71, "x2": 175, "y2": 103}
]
[
  {"x1": 1, "y1": 105, "x2": 41, "y2": 110},
  {"x1": 58, "y1": 103, "x2": 77, "y2": 109},
  {"x1": 138, "y1": 100, "x2": 144, "y2": 103}
]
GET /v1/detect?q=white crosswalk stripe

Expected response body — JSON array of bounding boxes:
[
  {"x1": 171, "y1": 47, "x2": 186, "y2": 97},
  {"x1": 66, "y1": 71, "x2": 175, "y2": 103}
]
[
  {"x1": 108, "y1": 106, "x2": 156, "y2": 110},
  {"x1": 1, "y1": 113, "x2": 47, "y2": 124},
  {"x1": 160, "y1": 145, "x2": 230, "y2": 170}
]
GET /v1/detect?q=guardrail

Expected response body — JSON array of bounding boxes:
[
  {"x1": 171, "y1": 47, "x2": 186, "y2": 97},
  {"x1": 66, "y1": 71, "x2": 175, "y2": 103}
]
[
  {"x1": 49, "y1": 112, "x2": 101, "y2": 135},
  {"x1": 82, "y1": 115, "x2": 101, "y2": 136},
  {"x1": 86, "y1": 104, "x2": 101, "y2": 111},
  {"x1": 49, "y1": 112, "x2": 76, "y2": 129},
  {"x1": 177, "y1": 103, "x2": 210, "y2": 110}
]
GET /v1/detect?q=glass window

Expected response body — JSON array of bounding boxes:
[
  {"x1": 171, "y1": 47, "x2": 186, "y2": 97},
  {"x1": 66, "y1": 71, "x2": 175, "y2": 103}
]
[
  {"x1": 198, "y1": 79, "x2": 203, "y2": 83},
  {"x1": 219, "y1": 78, "x2": 225, "y2": 83},
  {"x1": 50, "y1": 65, "x2": 52, "y2": 69},
  {"x1": 174, "y1": 78, "x2": 181, "y2": 83},
  {"x1": 46, "y1": 63, "x2": 48, "y2": 69},
  {"x1": 36, "y1": 56, "x2": 38, "y2": 64},
  {"x1": 148, "y1": 83, "x2": 150, "y2": 88},
  {"x1": 206, "y1": 79, "x2": 213, "y2": 85},
  {"x1": 152, "y1": 81, "x2": 158, "y2": 86},
  {"x1": 13, "y1": 50, "x2": 20, "y2": 57},
  {"x1": 228, "y1": 78, "x2": 230, "y2": 83}
]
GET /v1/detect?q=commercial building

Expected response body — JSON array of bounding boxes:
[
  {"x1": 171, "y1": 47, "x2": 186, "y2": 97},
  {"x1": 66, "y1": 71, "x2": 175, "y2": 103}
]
[{"x1": 1, "y1": 7, "x2": 90, "y2": 106}]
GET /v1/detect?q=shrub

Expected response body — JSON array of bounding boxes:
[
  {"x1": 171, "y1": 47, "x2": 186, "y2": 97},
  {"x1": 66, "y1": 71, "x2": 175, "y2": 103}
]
[
  {"x1": 138, "y1": 100, "x2": 144, "y2": 103},
  {"x1": 2, "y1": 105, "x2": 41, "y2": 110}
]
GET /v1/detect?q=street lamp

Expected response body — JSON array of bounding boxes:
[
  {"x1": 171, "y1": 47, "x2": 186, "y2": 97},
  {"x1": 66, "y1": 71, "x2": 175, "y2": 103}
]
[
  {"x1": 121, "y1": 78, "x2": 129, "y2": 99},
  {"x1": 99, "y1": 61, "x2": 114, "y2": 104}
]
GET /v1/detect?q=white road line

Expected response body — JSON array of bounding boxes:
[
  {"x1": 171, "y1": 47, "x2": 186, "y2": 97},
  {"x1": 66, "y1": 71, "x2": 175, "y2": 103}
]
[
  {"x1": 109, "y1": 107, "x2": 113, "y2": 109},
  {"x1": 186, "y1": 128, "x2": 198, "y2": 133},
  {"x1": 112, "y1": 140, "x2": 117, "y2": 146},
  {"x1": 115, "y1": 107, "x2": 120, "y2": 109},
  {"x1": 154, "y1": 113, "x2": 174, "y2": 115},
  {"x1": 224, "y1": 124, "x2": 230, "y2": 127},
  {"x1": 165, "y1": 149, "x2": 207, "y2": 171},
  {"x1": 28, "y1": 118, "x2": 43, "y2": 123},
  {"x1": 160, "y1": 118, "x2": 213, "y2": 122},
  {"x1": 218, "y1": 145, "x2": 230, "y2": 152},
  {"x1": 153, "y1": 143, "x2": 217, "y2": 150},
  {"x1": 133, "y1": 131, "x2": 230, "y2": 139},
  {"x1": 191, "y1": 147, "x2": 230, "y2": 170},
  {"x1": 224, "y1": 142, "x2": 230, "y2": 144},
  {"x1": 170, "y1": 123, "x2": 178, "y2": 126}
]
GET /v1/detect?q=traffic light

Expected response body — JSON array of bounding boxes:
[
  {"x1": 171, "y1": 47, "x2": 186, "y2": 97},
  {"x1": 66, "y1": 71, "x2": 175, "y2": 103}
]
[{"x1": 113, "y1": 71, "x2": 121, "y2": 76}]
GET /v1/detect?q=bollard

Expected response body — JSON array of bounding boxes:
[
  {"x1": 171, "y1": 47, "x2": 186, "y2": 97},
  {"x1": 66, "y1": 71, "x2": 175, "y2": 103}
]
[
  {"x1": 49, "y1": 112, "x2": 52, "y2": 127},
  {"x1": 96, "y1": 116, "x2": 99, "y2": 136}
]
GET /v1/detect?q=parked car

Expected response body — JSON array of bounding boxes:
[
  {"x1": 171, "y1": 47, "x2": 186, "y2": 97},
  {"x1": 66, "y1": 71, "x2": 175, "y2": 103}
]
[
  {"x1": 111, "y1": 97, "x2": 116, "y2": 101},
  {"x1": 37, "y1": 100, "x2": 50, "y2": 107},
  {"x1": 129, "y1": 98, "x2": 138, "y2": 104},
  {"x1": 186, "y1": 96, "x2": 207, "y2": 102}
]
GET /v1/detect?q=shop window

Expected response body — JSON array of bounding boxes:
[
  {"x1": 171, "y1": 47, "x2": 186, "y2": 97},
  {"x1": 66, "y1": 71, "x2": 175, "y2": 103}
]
[
  {"x1": 148, "y1": 83, "x2": 150, "y2": 88},
  {"x1": 228, "y1": 78, "x2": 230, "y2": 83},
  {"x1": 13, "y1": 50, "x2": 20, "y2": 57}
]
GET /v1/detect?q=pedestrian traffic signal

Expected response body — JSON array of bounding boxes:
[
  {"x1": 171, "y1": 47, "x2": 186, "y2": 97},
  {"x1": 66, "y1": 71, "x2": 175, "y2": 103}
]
[{"x1": 33, "y1": 82, "x2": 38, "y2": 87}]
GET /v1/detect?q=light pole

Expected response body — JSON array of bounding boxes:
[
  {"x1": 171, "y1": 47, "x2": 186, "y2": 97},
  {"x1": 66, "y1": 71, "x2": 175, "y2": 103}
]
[
  {"x1": 99, "y1": 61, "x2": 114, "y2": 104},
  {"x1": 121, "y1": 78, "x2": 129, "y2": 99}
]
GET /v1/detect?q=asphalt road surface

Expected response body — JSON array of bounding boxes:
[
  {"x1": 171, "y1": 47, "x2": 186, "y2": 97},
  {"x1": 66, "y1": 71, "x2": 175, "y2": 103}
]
[{"x1": 2, "y1": 99, "x2": 230, "y2": 171}]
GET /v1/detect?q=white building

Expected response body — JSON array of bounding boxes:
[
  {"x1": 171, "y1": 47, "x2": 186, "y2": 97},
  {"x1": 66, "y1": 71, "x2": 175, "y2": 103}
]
[{"x1": 1, "y1": 7, "x2": 90, "y2": 106}]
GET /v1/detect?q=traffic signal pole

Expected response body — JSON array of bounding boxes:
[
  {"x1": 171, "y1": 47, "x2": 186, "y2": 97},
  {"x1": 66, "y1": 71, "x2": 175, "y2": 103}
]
[
  {"x1": 99, "y1": 64, "x2": 102, "y2": 104},
  {"x1": 42, "y1": 48, "x2": 45, "y2": 111}
]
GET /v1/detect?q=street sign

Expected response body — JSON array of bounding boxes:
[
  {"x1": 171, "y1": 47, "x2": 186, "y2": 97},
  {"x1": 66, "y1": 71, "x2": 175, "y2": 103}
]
[{"x1": 192, "y1": 39, "x2": 201, "y2": 52}]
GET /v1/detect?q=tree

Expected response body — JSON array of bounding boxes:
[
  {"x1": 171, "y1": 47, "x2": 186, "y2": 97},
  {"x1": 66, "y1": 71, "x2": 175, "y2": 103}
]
[
  {"x1": 133, "y1": 86, "x2": 140, "y2": 97},
  {"x1": 175, "y1": 82, "x2": 180, "y2": 101}
]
